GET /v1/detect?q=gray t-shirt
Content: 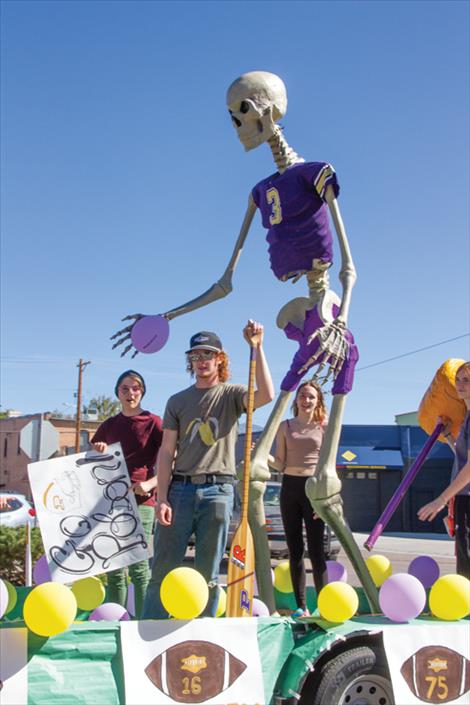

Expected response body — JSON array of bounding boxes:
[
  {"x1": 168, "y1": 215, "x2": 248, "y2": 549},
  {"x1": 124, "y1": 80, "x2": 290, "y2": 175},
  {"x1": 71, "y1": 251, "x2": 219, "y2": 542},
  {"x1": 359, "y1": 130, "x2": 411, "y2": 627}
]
[
  {"x1": 450, "y1": 410, "x2": 470, "y2": 496},
  {"x1": 163, "y1": 383, "x2": 246, "y2": 476}
]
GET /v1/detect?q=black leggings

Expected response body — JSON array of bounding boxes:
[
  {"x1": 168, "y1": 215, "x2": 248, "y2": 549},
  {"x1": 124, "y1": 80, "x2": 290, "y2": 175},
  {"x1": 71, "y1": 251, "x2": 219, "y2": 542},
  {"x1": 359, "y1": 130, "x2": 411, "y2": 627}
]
[
  {"x1": 455, "y1": 495, "x2": 470, "y2": 579},
  {"x1": 280, "y1": 474, "x2": 327, "y2": 609}
]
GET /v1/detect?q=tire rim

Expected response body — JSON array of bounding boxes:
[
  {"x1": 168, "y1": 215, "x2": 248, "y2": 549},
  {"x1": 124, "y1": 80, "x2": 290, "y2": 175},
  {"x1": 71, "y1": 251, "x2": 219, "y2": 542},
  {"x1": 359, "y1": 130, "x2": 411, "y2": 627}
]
[{"x1": 339, "y1": 674, "x2": 394, "y2": 705}]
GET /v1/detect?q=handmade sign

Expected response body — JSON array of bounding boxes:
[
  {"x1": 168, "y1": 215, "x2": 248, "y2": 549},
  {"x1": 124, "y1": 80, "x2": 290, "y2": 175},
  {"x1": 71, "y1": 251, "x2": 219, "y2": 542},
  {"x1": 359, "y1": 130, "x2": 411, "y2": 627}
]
[{"x1": 28, "y1": 444, "x2": 151, "y2": 583}]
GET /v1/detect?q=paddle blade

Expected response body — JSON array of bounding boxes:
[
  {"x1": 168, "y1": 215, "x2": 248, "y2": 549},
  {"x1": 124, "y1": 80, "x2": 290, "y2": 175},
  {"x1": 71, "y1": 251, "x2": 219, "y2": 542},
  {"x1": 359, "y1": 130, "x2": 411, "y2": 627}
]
[{"x1": 226, "y1": 521, "x2": 255, "y2": 617}]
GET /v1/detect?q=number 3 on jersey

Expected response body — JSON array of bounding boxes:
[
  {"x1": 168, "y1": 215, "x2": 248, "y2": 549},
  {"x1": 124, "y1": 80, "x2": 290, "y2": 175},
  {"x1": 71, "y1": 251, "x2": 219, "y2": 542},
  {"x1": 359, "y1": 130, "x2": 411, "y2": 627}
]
[{"x1": 266, "y1": 187, "x2": 282, "y2": 225}]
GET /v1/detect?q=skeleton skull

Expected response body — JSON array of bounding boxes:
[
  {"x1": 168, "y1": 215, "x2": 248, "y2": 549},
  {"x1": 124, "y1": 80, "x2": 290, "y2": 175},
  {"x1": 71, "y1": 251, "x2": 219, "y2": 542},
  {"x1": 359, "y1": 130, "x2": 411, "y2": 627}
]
[{"x1": 226, "y1": 71, "x2": 287, "y2": 151}]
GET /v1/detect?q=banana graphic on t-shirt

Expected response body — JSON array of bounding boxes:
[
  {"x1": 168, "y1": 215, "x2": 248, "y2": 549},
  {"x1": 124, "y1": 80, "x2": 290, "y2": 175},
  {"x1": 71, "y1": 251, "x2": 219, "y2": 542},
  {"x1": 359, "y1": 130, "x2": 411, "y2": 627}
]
[{"x1": 186, "y1": 417, "x2": 219, "y2": 446}]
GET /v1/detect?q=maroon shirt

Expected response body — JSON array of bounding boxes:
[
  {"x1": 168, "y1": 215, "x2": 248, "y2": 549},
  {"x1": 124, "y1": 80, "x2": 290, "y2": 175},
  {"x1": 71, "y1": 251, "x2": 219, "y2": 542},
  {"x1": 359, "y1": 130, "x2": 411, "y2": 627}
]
[{"x1": 91, "y1": 411, "x2": 163, "y2": 506}]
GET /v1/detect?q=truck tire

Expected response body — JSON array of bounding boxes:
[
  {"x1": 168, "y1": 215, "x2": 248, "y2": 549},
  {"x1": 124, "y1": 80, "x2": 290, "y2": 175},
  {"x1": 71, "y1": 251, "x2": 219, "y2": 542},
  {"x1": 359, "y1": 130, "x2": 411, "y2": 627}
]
[{"x1": 305, "y1": 646, "x2": 394, "y2": 705}]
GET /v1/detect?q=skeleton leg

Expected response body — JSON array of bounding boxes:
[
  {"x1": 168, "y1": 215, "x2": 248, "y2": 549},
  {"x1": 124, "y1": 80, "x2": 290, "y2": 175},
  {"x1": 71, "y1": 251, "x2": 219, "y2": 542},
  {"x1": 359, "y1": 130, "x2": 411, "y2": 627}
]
[
  {"x1": 244, "y1": 390, "x2": 292, "y2": 613},
  {"x1": 305, "y1": 395, "x2": 380, "y2": 613}
]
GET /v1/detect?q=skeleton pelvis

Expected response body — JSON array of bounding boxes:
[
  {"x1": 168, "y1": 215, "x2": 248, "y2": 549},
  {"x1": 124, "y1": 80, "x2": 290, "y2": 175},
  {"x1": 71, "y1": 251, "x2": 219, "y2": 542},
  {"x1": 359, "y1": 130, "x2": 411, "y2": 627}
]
[{"x1": 276, "y1": 289, "x2": 341, "y2": 331}]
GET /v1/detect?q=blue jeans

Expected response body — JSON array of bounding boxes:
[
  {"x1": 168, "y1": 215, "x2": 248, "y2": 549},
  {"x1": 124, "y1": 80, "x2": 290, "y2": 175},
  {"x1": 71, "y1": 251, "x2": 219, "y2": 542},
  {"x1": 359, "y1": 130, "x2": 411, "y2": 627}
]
[{"x1": 142, "y1": 480, "x2": 234, "y2": 619}]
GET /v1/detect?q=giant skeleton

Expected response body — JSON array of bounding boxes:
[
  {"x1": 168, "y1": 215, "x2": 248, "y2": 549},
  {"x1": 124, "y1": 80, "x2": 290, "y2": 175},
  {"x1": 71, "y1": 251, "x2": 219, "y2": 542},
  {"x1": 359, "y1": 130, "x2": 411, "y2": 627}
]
[{"x1": 112, "y1": 72, "x2": 380, "y2": 613}]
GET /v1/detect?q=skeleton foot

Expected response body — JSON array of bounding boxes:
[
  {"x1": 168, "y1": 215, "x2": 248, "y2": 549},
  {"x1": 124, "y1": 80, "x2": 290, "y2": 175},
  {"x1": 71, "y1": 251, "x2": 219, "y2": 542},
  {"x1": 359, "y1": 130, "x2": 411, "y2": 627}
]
[{"x1": 306, "y1": 483, "x2": 380, "y2": 613}]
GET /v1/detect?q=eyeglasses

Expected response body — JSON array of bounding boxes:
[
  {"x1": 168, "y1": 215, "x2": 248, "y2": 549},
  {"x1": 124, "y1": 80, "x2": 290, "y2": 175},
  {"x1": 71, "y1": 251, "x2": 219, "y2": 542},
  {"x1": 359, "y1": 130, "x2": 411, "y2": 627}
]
[{"x1": 187, "y1": 350, "x2": 218, "y2": 362}]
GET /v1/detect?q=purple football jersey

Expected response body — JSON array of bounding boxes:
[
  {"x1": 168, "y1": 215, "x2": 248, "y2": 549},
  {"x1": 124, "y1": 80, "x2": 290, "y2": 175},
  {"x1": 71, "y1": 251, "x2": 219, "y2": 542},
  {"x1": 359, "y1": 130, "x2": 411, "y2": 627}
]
[{"x1": 251, "y1": 162, "x2": 339, "y2": 280}]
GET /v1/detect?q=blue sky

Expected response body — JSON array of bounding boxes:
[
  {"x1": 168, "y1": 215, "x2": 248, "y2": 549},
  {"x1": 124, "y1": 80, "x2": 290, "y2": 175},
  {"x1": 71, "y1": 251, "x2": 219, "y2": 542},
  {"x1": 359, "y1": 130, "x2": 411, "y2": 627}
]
[{"x1": 1, "y1": 0, "x2": 469, "y2": 427}]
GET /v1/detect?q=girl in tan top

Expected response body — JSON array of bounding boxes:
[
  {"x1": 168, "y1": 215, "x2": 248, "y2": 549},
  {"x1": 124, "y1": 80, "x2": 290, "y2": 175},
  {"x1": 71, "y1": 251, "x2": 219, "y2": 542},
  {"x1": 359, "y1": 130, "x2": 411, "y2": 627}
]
[{"x1": 269, "y1": 380, "x2": 328, "y2": 616}]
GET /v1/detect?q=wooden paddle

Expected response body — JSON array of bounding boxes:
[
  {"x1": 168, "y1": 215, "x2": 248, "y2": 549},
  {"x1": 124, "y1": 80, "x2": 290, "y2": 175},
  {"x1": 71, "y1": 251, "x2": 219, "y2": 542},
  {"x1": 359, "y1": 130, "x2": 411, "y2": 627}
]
[{"x1": 226, "y1": 336, "x2": 259, "y2": 617}]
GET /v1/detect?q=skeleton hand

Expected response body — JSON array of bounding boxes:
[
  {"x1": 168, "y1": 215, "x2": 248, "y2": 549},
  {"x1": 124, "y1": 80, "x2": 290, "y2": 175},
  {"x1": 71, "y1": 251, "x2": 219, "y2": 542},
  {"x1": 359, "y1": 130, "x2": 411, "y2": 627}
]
[
  {"x1": 110, "y1": 313, "x2": 145, "y2": 358},
  {"x1": 281, "y1": 307, "x2": 358, "y2": 394},
  {"x1": 299, "y1": 318, "x2": 348, "y2": 385}
]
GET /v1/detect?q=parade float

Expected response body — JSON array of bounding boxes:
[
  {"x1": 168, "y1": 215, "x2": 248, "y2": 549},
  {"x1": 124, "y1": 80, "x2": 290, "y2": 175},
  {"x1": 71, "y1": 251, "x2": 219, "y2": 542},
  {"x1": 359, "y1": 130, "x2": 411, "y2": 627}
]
[{"x1": 1, "y1": 65, "x2": 469, "y2": 705}]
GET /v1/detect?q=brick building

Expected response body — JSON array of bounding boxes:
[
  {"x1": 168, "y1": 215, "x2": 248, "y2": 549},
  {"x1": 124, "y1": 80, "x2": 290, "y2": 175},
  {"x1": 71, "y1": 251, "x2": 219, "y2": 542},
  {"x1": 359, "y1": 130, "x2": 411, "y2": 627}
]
[{"x1": 0, "y1": 413, "x2": 100, "y2": 499}]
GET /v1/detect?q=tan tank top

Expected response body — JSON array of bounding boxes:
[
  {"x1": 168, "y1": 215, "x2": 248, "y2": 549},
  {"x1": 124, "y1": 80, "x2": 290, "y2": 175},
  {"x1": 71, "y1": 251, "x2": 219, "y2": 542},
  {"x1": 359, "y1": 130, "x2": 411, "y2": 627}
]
[{"x1": 283, "y1": 419, "x2": 325, "y2": 471}]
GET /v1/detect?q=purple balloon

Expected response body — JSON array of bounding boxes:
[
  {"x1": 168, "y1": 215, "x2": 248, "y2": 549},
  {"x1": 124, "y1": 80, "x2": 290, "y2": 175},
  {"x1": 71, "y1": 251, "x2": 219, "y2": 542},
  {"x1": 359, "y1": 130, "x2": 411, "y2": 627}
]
[
  {"x1": 131, "y1": 315, "x2": 170, "y2": 354},
  {"x1": 408, "y1": 555, "x2": 440, "y2": 589},
  {"x1": 379, "y1": 573, "x2": 426, "y2": 622},
  {"x1": 33, "y1": 555, "x2": 52, "y2": 585},
  {"x1": 326, "y1": 560, "x2": 347, "y2": 583},
  {"x1": 89, "y1": 602, "x2": 130, "y2": 621},
  {"x1": 126, "y1": 583, "x2": 135, "y2": 617},
  {"x1": 252, "y1": 597, "x2": 270, "y2": 617}
]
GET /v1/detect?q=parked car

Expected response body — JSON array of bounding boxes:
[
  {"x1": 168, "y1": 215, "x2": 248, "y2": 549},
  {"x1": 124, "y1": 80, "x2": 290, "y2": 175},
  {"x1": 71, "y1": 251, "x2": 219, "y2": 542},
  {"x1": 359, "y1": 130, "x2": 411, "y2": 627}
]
[
  {"x1": 0, "y1": 493, "x2": 35, "y2": 528},
  {"x1": 228, "y1": 480, "x2": 340, "y2": 560}
]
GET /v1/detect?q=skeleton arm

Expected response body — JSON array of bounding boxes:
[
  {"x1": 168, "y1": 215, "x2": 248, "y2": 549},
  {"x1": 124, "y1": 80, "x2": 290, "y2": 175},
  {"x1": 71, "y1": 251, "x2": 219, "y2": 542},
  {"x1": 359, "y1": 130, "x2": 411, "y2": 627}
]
[
  {"x1": 164, "y1": 195, "x2": 257, "y2": 320},
  {"x1": 325, "y1": 185, "x2": 356, "y2": 326}
]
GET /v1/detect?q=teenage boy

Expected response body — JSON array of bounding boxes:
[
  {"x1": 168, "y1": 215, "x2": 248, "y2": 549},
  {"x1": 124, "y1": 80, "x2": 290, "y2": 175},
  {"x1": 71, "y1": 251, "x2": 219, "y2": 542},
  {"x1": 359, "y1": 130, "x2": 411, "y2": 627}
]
[
  {"x1": 91, "y1": 370, "x2": 163, "y2": 618},
  {"x1": 142, "y1": 320, "x2": 274, "y2": 618}
]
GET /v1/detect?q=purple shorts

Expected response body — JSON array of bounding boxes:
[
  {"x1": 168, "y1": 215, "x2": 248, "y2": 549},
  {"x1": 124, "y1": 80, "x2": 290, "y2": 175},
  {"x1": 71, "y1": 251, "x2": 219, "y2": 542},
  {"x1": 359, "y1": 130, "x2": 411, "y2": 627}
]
[{"x1": 280, "y1": 305, "x2": 359, "y2": 394}]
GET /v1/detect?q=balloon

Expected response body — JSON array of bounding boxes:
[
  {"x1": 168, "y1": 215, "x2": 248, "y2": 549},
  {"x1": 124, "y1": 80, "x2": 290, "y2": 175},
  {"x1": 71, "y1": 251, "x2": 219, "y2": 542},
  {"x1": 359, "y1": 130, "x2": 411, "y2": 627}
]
[
  {"x1": 408, "y1": 555, "x2": 440, "y2": 589},
  {"x1": 429, "y1": 574, "x2": 470, "y2": 621},
  {"x1": 252, "y1": 597, "x2": 269, "y2": 617},
  {"x1": 317, "y1": 582, "x2": 358, "y2": 623},
  {"x1": 89, "y1": 602, "x2": 130, "y2": 621},
  {"x1": 23, "y1": 583, "x2": 77, "y2": 637},
  {"x1": 216, "y1": 587, "x2": 226, "y2": 617},
  {"x1": 326, "y1": 560, "x2": 347, "y2": 583},
  {"x1": 379, "y1": 573, "x2": 426, "y2": 622},
  {"x1": 131, "y1": 315, "x2": 170, "y2": 354},
  {"x1": 160, "y1": 567, "x2": 209, "y2": 619},
  {"x1": 274, "y1": 562, "x2": 293, "y2": 593},
  {"x1": 0, "y1": 579, "x2": 8, "y2": 618},
  {"x1": 71, "y1": 576, "x2": 105, "y2": 611},
  {"x1": 33, "y1": 555, "x2": 52, "y2": 585},
  {"x1": 366, "y1": 554, "x2": 392, "y2": 586},
  {"x1": 4, "y1": 580, "x2": 18, "y2": 615},
  {"x1": 126, "y1": 583, "x2": 135, "y2": 617}
]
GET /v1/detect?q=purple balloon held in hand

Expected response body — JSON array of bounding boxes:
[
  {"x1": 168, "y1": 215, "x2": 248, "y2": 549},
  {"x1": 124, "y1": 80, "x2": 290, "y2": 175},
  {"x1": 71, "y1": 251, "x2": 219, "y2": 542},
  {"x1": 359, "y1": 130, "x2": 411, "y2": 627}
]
[{"x1": 131, "y1": 315, "x2": 170, "y2": 354}]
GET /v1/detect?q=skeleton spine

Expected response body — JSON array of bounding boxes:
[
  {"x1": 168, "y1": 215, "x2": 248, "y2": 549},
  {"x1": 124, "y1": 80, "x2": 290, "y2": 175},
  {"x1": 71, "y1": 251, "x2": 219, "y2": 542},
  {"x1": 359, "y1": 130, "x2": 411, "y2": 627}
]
[{"x1": 267, "y1": 125, "x2": 304, "y2": 173}]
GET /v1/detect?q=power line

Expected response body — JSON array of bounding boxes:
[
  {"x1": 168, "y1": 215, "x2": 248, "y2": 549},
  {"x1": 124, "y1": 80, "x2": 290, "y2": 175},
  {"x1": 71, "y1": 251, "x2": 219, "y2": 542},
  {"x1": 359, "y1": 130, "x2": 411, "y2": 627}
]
[{"x1": 356, "y1": 333, "x2": 470, "y2": 372}]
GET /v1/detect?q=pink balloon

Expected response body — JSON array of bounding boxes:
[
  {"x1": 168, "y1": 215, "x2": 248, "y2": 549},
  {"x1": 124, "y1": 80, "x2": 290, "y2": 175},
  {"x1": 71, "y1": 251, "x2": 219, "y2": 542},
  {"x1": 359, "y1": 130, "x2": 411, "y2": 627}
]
[
  {"x1": 131, "y1": 315, "x2": 170, "y2": 354},
  {"x1": 326, "y1": 560, "x2": 347, "y2": 583},
  {"x1": 379, "y1": 573, "x2": 426, "y2": 622},
  {"x1": 0, "y1": 579, "x2": 8, "y2": 618},
  {"x1": 408, "y1": 555, "x2": 440, "y2": 589},
  {"x1": 89, "y1": 602, "x2": 130, "y2": 621},
  {"x1": 252, "y1": 597, "x2": 270, "y2": 617},
  {"x1": 33, "y1": 555, "x2": 52, "y2": 585}
]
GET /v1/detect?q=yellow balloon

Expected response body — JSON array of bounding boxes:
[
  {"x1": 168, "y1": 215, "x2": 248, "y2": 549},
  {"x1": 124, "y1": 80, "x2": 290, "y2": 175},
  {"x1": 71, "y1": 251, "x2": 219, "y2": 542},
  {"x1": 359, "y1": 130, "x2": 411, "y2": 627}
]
[
  {"x1": 274, "y1": 562, "x2": 293, "y2": 593},
  {"x1": 429, "y1": 574, "x2": 470, "y2": 621},
  {"x1": 23, "y1": 582, "x2": 77, "y2": 637},
  {"x1": 216, "y1": 586, "x2": 226, "y2": 617},
  {"x1": 4, "y1": 580, "x2": 18, "y2": 615},
  {"x1": 71, "y1": 576, "x2": 106, "y2": 611},
  {"x1": 160, "y1": 567, "x2": 208, "y2": 619},
  {"x1": 366, "y1": 554, "x2": 392, "y2": 586},
  {"x1": 318, "y1": 582, "x2": 359, "y2": 623}
]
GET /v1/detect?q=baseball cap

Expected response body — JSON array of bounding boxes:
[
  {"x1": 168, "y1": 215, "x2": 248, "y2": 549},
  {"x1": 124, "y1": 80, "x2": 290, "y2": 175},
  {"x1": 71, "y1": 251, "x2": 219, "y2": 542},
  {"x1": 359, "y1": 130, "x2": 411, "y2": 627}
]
[{"x1": 186, "y1": 331, "x2": 223, "y2": 354}]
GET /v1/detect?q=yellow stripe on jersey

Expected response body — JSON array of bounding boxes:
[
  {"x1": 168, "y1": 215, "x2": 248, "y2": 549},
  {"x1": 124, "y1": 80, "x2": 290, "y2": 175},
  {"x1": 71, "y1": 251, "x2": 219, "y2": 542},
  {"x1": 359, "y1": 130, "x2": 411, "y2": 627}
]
[{"x1": 314, "y1": 164, "x2": 335, "y2": 199}]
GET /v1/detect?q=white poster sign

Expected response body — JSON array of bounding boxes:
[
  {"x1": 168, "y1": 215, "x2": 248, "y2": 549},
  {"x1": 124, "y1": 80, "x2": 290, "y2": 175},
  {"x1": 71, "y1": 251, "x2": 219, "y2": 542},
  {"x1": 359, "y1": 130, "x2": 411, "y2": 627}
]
[
  {"x1": 0, "y1": 628, "x2": 28, "y2": 705},
  {"x1": 121, "y1": 618, "x2": 266, "y2": 705},
  {"x1": 382, "y1": 621, "x2": 470, "y2": 705},
  {"x1": 28, "y1": 444, "x2": 152, "y2": 583}
]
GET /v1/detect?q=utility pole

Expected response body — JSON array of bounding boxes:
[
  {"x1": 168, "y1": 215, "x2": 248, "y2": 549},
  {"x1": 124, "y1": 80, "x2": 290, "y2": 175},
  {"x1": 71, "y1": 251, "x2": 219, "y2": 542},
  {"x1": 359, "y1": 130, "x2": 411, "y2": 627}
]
[{"x1": 75, "y1": 358, "x2": 91, "y2": 452}]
